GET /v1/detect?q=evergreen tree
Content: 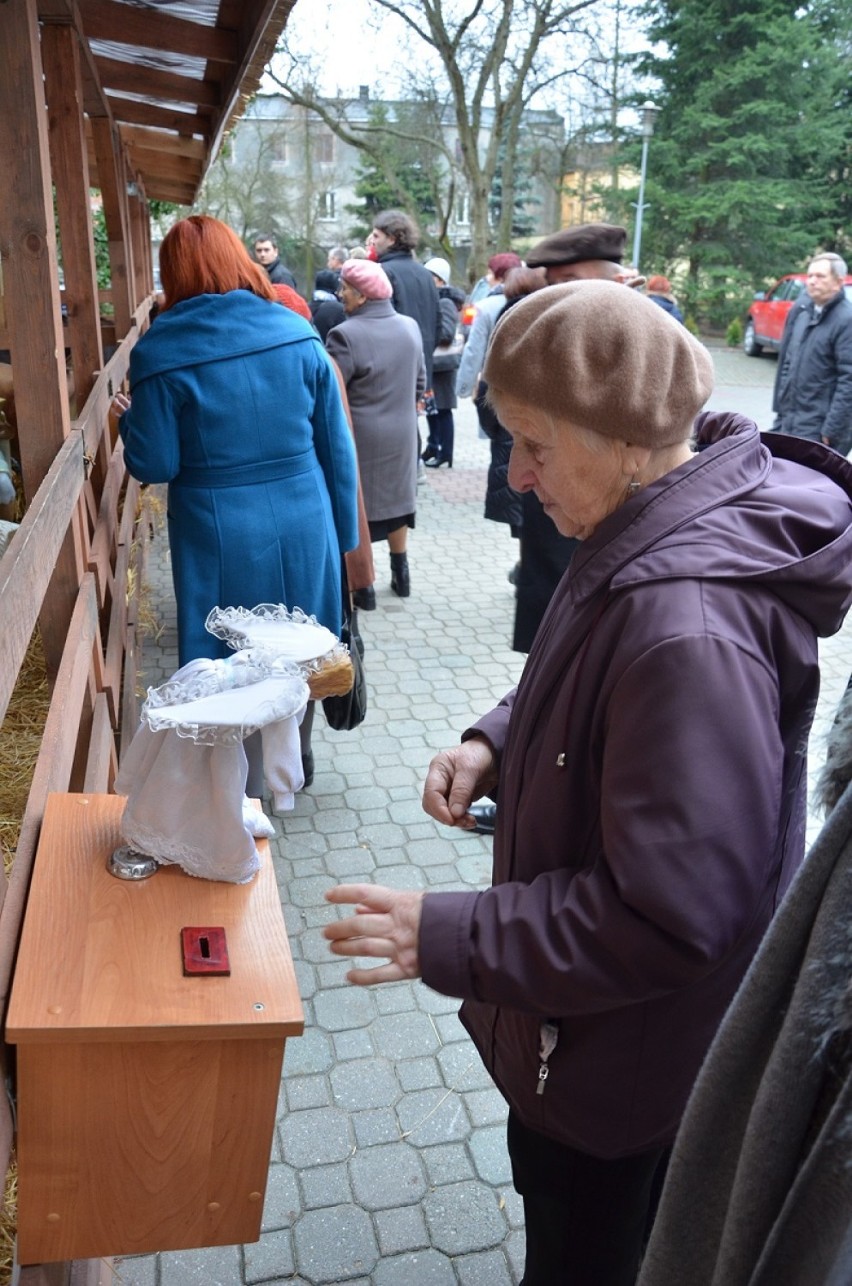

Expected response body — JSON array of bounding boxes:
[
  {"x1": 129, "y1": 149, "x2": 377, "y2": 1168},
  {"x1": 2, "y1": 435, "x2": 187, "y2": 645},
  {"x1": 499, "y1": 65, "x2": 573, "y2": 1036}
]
[
  {"x1": 489, "y1": 138, "x2": 540, "y2": 238},
  {"x1": 627, "y1": 0, "x2": 849, "y2": 324},
  {"x1": 344, "y1": 106, "x2": 437, "y2": 244}
]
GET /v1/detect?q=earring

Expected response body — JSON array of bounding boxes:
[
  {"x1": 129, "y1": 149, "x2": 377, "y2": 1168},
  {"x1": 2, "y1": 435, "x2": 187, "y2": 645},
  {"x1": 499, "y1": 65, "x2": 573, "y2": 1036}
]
[{"x1": 627, "y1": 475, "x2": 641, "y2": 496}]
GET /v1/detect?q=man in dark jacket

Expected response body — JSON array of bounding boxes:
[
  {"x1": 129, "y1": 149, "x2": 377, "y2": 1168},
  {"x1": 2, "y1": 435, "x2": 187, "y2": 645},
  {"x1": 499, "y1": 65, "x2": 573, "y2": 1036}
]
[
  {"x1": 253, "y1": 234, "x2": 298, "y2": 291},
  {"x1": 367, "y1": 209, "x2": 439, "y2": 389},
  {"x1": 773, "y1": 252, "x2": 852, "y2": 456}
]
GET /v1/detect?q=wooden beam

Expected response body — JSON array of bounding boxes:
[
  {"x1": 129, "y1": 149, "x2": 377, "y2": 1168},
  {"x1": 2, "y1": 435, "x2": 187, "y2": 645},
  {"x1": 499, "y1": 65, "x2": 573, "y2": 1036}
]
[
  {"x1": 0, "y1": 0, "x2": 73, "y2": 494},
  {"x1": 139, "y1": 178, "x2": 199, "y2": 205},
  {"x1": 0, "y1": 572, "x2": 102, "y2": 1022},
  {"x1": 90, "y1": 116, "x2": 133, "y2": 338},
  {"x1": 126, "y1": 178, "x2": 151, "y2": 302},
  {"x1": 120, "y1": 124, "x2": 207, "y2": 162},
  {"x1": 0, "y1": 432, "x2": 85, "y2": 724},
  {"x1": 42, "y1": 22, "x2": 104, "y2": 409},
  {"x1": 79, "y1": 0, "x2": 239, "y2": 65},
  {"x1": 38, "y1": 0, "x2": 113, "y2": 122},
  {"x1": 104, "y1": 96, "x2": 212, "y2": 139},
  {"x1": 0, "y1": 0, "x2": 86, "y2": 678},
  {"x1": 124, "y1": 143, "x2": 203, "y2": 185},
  {"x1": 93, "y1": 56, "x2": 222, "y2": 109}
]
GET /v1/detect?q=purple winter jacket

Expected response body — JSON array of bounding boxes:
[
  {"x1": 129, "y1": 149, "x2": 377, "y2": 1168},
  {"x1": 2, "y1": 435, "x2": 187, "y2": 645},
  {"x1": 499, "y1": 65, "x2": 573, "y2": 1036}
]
[{"x1": 420, "y1": 412, "x2": 852, "y2": 1159}]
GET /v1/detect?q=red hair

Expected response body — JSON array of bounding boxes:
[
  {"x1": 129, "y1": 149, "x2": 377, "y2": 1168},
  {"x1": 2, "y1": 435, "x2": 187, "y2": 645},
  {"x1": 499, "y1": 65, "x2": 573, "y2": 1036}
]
[{"x1": 159, "y1": 215, "x2": 276, "y2": 309}]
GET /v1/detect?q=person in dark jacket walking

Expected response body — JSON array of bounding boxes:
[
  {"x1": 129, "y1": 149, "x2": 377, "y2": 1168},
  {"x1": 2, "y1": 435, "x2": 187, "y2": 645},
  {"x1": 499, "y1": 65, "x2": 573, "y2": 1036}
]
[
  {"x1": 773, "y1": 251, "x2": 852, "y2": 455},
  {"x1": 422, "y1": 257, "x2": 464, "y2": 468},
  {"x1": 322, "y1": 281, "x2": 852, "y2": 1286},
  {"x1": 309, "y1": 269, "x2": 345, "y2": 342},
  {"x1": 367, "y1": 209, "x2": 440, "y2": 390}
]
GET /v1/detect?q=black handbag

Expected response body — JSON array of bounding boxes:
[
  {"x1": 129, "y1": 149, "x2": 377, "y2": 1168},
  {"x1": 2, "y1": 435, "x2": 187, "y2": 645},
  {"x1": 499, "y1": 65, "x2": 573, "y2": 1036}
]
[{"x1": 322, "y1": 564, "x2": 367, "y2": 731}]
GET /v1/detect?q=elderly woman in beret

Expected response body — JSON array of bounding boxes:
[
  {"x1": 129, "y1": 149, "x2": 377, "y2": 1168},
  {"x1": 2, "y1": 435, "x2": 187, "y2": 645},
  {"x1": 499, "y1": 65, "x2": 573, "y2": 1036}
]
[
  {"x1": 323, "y1": 281, "x2": 852, "y2": 1283},
  {"x1": 326, "y1": 259, "x2": 425, "y2": 604}
]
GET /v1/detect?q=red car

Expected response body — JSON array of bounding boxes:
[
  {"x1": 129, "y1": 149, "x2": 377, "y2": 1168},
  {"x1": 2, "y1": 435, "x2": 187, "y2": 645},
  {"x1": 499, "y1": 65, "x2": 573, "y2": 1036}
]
[{"x1": 744, "y1": 272, "x2": 852, "y2": 356}]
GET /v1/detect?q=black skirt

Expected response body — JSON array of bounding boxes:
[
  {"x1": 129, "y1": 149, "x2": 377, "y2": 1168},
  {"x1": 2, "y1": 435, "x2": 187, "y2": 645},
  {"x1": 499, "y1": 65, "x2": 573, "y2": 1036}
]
[{"x1": 368, "y1": 513, "x2": 416, "y2": 542}]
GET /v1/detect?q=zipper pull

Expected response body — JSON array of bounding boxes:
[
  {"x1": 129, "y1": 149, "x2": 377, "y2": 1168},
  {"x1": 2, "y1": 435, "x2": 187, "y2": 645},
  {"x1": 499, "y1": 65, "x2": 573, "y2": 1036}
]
[{"x1": 536, "y1": 1021, "x2": 559, "y2": 1096}]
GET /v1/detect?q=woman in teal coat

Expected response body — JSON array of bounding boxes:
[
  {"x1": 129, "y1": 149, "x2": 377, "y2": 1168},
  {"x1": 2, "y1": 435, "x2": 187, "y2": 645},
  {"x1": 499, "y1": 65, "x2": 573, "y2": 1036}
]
[{"x1": 115, "y1": 216, "x2": 358, "y2": 669}]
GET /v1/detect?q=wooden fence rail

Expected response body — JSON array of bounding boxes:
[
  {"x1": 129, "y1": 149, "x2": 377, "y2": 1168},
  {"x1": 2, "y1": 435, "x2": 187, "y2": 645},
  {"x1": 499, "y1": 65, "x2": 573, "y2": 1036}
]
[{"x1": 0, "y1": 311, "x2": 152, "y2": 1192}]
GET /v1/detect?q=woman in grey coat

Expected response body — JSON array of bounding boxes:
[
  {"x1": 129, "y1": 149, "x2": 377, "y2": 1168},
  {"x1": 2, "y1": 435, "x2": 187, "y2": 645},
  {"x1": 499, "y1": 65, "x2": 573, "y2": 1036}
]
[{"x1": 326, "y1": 259, "x2": 425, "y2": 602}]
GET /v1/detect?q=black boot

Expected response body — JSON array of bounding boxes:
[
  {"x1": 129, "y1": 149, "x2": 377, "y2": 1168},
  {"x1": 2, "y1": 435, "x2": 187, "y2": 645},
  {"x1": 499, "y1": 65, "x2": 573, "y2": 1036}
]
[{"x1": 390, "y1": 551, "x2": 410, "y2": 598}]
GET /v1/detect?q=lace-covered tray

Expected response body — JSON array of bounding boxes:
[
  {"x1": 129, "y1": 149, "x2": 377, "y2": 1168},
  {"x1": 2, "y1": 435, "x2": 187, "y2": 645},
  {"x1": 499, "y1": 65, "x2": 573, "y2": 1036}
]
[
  {"x1": 205, "y1": 604, "x2": 338, "y2": 662},
  {"x1": 204, "y1": 605, "x2": 354, "y2": 700}
]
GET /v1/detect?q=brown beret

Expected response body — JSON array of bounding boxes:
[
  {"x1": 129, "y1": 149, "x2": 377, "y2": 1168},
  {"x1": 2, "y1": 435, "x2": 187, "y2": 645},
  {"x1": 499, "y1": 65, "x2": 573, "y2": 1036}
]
[
  {"x1": 483, "y1": 280, "x2": 714, "y2": 448},
  {"x1": 526, "y1": 223, "x2": 626, "y2": 269}
]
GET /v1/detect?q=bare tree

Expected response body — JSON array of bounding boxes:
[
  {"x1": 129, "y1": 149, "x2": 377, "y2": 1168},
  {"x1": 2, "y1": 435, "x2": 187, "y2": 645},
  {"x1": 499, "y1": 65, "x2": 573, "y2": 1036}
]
[{"x1": 270, "y1": 0, "x2": 603, "y2": 278}]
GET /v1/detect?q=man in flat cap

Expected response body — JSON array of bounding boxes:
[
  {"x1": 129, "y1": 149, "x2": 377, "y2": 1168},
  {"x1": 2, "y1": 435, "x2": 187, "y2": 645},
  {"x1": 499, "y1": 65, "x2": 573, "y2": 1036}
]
[{"x1": 526, "y1": 222, "x2": 640, "y2": 287}]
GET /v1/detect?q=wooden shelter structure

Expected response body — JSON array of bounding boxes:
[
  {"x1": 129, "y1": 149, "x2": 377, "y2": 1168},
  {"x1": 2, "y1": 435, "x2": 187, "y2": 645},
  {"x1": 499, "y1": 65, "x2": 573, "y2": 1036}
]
[{"x1": 0, "y1": 2, "x2": 298, "y2": 1280}]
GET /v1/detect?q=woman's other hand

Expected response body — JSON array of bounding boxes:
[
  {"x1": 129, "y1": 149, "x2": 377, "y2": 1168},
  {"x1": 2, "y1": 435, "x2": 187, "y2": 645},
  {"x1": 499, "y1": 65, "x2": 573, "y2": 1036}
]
[
  {"x1": 110, "y1": 392, "x2": 131, "y2": 423},
  {"x1": 422, "y1": 735, "x2": 498, "y2": 828},
  {"x1": 324, "y1": 884, "x2": 424, "y2": 984}
]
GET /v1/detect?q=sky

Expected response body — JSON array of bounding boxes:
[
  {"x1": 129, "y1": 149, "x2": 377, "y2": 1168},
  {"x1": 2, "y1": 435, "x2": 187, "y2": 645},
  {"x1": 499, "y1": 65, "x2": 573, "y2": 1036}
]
[
  {"x1": 267, "y1": 0, "x2": 655, "y2": 132},
  {"x1": 268, "y1": 0, "x2": 413, "y2": 99}
]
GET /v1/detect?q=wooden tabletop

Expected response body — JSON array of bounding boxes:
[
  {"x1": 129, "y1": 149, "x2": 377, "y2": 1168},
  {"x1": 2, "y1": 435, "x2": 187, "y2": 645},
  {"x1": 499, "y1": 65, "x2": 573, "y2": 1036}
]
[{"x1": 7, "y1": 793, "x2": 304, "y2": 1044}]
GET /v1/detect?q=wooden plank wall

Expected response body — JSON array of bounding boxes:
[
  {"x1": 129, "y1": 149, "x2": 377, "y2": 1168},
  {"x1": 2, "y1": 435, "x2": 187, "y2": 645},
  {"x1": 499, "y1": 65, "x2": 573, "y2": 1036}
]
[{"x1": 1, "y1": 5, "x2": 158, "y2": 1279}]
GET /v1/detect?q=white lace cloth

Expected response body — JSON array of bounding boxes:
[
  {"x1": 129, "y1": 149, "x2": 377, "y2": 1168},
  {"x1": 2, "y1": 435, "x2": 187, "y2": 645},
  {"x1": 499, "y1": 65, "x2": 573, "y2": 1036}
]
[
  {"x1": 114, "y1": 656, "x2": 310, "y2": 884},
  {"x1": 205, "y1": 603, "x2": 341, "y2": 669}
]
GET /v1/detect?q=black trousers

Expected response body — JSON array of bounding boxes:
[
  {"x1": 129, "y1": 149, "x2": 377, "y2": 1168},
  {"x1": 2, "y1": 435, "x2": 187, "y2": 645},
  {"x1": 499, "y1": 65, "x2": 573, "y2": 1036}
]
[
  {"x1": 425, "y1": 408, "x2": 454, "y2": 462},
  {"x1": 507, "y1": 1112, "x2": 670, "y2": 1286}
]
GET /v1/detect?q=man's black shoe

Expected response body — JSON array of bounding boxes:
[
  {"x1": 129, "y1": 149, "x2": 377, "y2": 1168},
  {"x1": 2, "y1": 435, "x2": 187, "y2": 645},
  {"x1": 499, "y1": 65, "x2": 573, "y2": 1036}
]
[{"x1": 468, "y1": 802, "x2": 497, "y2": 835}]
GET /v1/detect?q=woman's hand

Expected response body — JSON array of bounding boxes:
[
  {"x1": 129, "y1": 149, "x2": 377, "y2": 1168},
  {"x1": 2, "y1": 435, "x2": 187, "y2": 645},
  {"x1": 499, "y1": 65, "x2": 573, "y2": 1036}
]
[
  {"x1": 324, "y1": 884, "x2": 424, "y2": 984},
  {"x1": 110, "y1": 392, "x2": 131, "y2": 422},
  {"x1": 422, "y1": 736, "x2": 498, "y2": 829}
]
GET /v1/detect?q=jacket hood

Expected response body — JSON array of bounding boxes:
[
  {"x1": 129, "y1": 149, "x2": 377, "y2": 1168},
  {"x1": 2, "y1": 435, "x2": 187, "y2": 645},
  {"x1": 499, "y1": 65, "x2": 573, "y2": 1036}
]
[
  {"x1": 130, "y1": 290, "x2": 319, "y2": 386},
  {"x1": 570, "y1": 412, "x2": 852, "y2": 637}
]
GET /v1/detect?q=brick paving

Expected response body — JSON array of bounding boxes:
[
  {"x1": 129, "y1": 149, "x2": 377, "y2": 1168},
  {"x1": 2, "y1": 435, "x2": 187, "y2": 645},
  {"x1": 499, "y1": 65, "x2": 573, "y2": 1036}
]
[{"x1": 113, "y1": 363, "x2": 851, "y2": 1285}]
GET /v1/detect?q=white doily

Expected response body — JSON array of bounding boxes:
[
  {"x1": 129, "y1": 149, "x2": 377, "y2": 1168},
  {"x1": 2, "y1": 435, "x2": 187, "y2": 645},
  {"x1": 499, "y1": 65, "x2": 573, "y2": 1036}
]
[
  {"x1": 205, "y1": 603, "x2": 340, "y2": 670},
  {"x1": 141, "y1": 654, "x2": 309, "y2": 746}
]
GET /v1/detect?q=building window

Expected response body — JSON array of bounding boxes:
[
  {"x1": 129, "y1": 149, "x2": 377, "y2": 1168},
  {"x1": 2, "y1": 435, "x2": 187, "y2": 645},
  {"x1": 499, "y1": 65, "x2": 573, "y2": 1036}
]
[
  {"x1": 317, "y1": 190, "x2": 336, "y2": 221},
  {"x1": 456, "y1": 192, "x2": 471, "y2": 226},
  {"x1": 269, "y1": 134, "x2": 288, "y2": 165},
  {"x1": 313, "y1": 132, "x2": 334, "y2": 164}
]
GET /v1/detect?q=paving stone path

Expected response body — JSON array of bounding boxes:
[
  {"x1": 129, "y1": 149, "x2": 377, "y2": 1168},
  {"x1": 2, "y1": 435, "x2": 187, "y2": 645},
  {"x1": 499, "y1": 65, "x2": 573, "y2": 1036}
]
[{"x1": 114, "y1": 380, "x2": 851, "y2": 1285}]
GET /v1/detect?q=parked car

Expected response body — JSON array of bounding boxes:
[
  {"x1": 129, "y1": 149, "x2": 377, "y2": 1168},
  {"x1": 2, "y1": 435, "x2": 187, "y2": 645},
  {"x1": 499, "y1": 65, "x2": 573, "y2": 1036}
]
[
  {"x1": 744, "y1": 272, "x2": 852, "y2": 357},
  {"x1": 460, "y1": 275, "x2": 493, "y2": 337}
]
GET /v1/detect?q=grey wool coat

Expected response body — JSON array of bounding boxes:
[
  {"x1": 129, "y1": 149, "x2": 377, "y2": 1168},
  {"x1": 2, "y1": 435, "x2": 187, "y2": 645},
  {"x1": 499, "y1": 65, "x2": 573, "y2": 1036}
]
[
  {"x1": 638, "y1": 695, "x2": 852, "y2": 1286},
  {"x1": 326, "y1": 300, "x2": 426, "y2": 524}
]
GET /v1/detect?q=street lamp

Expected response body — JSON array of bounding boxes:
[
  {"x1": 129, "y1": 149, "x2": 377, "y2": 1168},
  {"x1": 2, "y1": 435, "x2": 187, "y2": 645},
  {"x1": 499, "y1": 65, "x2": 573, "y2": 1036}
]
[{"x1": 631, "y1": 100, "x2": 659, "y2": 273}]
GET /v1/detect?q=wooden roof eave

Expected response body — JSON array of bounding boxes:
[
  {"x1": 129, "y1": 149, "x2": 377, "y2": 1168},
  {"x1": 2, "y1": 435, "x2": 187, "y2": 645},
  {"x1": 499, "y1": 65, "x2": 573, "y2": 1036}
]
[
  {"x1": 38, "y1": 0, "x2": 298, "y2": 208},
  {"x1": 94, "y1": 0, "x2": 297, "y2": 208}
]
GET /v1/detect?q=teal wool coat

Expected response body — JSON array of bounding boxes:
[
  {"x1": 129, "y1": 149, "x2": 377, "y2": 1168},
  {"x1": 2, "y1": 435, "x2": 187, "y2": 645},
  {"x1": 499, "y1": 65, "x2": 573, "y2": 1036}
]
[{"x1": 120, "y1": 291, "x2": 359, "y2": 665}]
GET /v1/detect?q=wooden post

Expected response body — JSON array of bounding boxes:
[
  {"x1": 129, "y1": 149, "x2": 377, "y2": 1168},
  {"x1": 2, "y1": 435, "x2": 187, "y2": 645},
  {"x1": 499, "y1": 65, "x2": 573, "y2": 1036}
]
[
  {"x1": 0, "y1": 0, "x2": 73, "y2": 492},
  {"x1": 128, "y1": 182, "x2": 150, "y2": 307},
  {"x1": 90, "y1": 117, "x2": 134, "y2": 340},
  {"x1": 42, "y1": 20, "x2": 104, "y2": 411},
  {"x1": 0, "y1": 0, "x2": 84, "y2": 677}
]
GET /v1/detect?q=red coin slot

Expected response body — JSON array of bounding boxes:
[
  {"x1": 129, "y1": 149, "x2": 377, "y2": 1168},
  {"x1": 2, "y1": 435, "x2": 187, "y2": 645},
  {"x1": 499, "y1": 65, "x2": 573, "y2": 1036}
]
[{"x1": 181, "y1": 925, "x2": 230, "y2": 976}]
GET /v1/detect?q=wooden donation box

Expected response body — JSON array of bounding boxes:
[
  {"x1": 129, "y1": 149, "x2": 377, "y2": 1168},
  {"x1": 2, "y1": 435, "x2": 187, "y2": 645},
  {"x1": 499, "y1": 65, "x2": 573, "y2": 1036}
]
[{"x1": 7, "y1": 793, "x2": 304, "y2": 1265}]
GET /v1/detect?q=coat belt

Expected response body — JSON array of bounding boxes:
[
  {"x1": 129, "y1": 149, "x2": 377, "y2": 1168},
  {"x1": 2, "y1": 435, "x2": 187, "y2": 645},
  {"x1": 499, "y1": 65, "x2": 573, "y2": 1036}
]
[{"x1": 175, "y1": 450, "x2": 316, "y2": 488}]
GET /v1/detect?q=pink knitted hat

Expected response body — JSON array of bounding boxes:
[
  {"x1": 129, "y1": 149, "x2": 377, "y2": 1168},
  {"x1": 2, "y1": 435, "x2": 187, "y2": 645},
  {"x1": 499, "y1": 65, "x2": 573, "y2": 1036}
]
[{"x1": 340, "y1": 259, "x2": 393, "y2": 300}]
